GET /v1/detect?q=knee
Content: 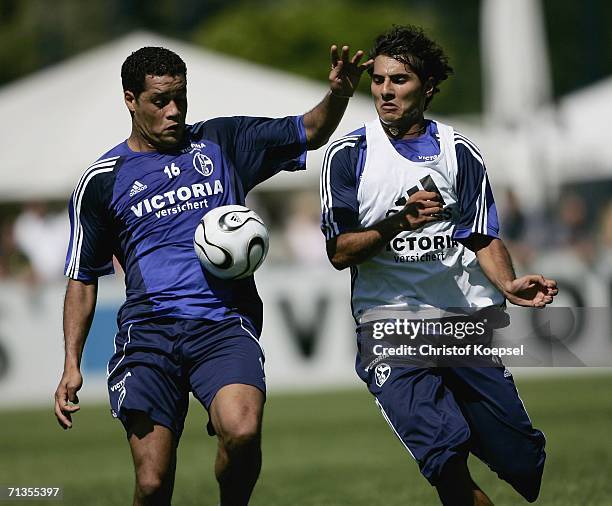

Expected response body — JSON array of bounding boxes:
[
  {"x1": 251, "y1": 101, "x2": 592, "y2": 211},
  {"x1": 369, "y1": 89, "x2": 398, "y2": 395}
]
[
  {"x1": 211, "y1": 385, "x2": 264, "y2": 454},
  {"x1": 218, "y1": 419, "x2": 261, "y2": 454},
  {"x1": 135, "y1": 470, "x2": 168, "y2": 500}
]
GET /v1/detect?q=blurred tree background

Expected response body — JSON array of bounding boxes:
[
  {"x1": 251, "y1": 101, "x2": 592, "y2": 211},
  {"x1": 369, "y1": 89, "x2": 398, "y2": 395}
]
[{"x1": 0, "y1": 0, "x2": 610, "y2": 115}]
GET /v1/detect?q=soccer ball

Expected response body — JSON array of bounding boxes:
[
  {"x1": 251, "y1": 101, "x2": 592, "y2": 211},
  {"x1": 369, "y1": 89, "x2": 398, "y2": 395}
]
[{"x1": 194, "y1": 205, "x2": 269, "y2": 280}]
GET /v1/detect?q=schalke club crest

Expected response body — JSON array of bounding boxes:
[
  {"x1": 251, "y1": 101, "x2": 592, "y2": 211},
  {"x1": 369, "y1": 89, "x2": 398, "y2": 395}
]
[
  {"x1": 193, "y1": 152, "x2": 214, "y2": 177},
  {"x1": 375, "y1": 363, "x2": 391, "y2": 387}
]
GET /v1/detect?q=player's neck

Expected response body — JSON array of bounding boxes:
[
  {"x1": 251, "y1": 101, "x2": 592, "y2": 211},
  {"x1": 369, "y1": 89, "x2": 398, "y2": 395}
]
[
  {"x1": 127, "y1": 132, "x2": 158, "y2": 153},
  {"x1": 380, "y1": 116, "x2": 427, "y2": 140}
]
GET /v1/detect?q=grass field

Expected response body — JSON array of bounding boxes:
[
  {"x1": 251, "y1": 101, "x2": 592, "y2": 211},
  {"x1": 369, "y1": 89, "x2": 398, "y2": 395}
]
[{"x1": 1, "y1": 373, "x2": 611, "y2": 505}]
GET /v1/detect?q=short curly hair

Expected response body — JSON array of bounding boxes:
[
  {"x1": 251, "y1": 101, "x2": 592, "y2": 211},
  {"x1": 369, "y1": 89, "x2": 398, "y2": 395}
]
[
  {"x1": 369, "y1": 25, "x2": 453, "y2": 109},
  {"x1": 121, "y1": 47, "x2": 187, "y2": 98}
]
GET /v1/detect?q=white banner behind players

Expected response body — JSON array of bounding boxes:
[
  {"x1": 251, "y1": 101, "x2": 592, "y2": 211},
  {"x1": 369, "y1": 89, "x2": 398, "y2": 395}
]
[{"x1": 0, "y1": 258, "x2": 611, "y2": 407}]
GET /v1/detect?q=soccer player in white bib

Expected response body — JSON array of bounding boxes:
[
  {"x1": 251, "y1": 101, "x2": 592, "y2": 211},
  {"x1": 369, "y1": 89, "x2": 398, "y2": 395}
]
[{"x1": 321, "y1": 26, "x2": 558, "y2": 505}]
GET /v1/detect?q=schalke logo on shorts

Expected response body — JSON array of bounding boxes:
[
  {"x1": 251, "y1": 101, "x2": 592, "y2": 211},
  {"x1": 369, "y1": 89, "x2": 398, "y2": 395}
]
[
  {"x1": 375, "y1": 363, "x2": 391, "y2": 387},
  {"x1": 193, "y1": 152, "x2": 214, "y2": 177}
]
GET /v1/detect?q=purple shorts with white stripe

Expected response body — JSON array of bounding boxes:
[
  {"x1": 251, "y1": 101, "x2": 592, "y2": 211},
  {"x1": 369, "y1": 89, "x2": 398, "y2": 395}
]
[
  {"x1": 355, "y1": 358, "x2": 546, "y2": 501},
  {"x1": 107, "y1": 317, "x2": 266, "y2": 439}
]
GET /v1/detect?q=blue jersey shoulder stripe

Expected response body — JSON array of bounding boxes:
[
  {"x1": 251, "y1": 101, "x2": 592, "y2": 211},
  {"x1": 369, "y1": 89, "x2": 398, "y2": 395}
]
[
  {"x1": 454, "y1": 135, "x2": 486, "y2": 234},
  {"x1": 454, "y1": 131, "x2": 480, "y2": 152},
  {"x1": 66, "y1": 157, "x2": 119, "y2": 278},
  {"x1": 454, "y1": 133, "x2": 484, "y2": 167},
  {"x1": 320, "y1": 135, "x2": 360, "y2": 239},
  {"x1": 454, "y1": 132, "x2": 497, "y2": 235},
  {"x1": 472, "y1": 175, "x2": 488, "y2": 234},
  {"x1": 66, "y1": 157, "x2": 119, "y2": 277}
]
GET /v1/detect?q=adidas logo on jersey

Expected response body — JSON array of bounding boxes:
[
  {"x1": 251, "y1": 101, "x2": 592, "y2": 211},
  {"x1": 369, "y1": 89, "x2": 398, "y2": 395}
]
[{"x1": 129, "y1": 181, "x2": 148, "y2": 197}]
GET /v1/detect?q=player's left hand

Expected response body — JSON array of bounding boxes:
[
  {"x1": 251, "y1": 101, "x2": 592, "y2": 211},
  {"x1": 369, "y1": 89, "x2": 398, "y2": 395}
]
[
  {"x1": 329, "y1": 45, "x2": 374, "y2": 98},
  {"x1": 504, "y1": 275, "x2": 558, "y2": 307}
]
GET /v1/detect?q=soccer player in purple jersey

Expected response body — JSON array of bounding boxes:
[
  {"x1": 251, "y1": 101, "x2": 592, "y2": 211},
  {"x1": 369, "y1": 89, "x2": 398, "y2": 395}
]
[
  {"x1": 54, "y1": 45, "x2": 372, "y2": 505},
  {"x1": 321, "y1": 26, "x2": 558, "y2": 505}
]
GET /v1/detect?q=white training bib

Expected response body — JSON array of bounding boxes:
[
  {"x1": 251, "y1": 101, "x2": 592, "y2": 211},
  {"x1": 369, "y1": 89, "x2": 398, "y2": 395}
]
[{"x1": 353, "y1": 118, "x2": 502, "y2": 319}]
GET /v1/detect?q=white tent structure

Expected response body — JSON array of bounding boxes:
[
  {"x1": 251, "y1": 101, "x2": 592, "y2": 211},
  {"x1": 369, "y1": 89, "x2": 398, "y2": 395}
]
[
  {"x1": 477, "y1": 0, "x2": 611, "y2": 205},
  {"x1": 0, "y1": 31, "x2": 378, "y2": 201},
  {"x1": 555, "y1": 76, "x2": 612, "y2": 182},
  {"x1": 0, "y1": 25, "x2": 609, "y2": 204}
]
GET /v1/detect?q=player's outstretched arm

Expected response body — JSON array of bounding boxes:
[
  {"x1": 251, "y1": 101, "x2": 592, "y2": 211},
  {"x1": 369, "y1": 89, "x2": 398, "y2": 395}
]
[
  {"x1": 327, "y1": 191, "x2": 443, "y2": 270},
  {"x1": 303, "y1": 45, "x2": 373, "y2": 149},
  {"x1": 469, "y1": 234, "x2": 558, "y2": 307},
  {"x1": 54, "y1": 278, "x2": 98, "y2": 429}
]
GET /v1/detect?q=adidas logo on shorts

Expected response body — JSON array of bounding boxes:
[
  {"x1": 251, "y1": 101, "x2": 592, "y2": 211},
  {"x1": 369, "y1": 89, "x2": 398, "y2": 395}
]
[{"x1": 129, "y1": 180, "x2": 148, "y2": 197}]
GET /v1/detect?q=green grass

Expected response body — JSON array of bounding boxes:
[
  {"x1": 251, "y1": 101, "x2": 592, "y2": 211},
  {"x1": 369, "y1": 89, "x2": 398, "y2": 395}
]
[{"x1": 1, "y1": 374, "x2": 611, "y2": 505}]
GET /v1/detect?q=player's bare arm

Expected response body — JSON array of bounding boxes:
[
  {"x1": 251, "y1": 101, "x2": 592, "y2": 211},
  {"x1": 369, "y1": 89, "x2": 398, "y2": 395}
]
[
  {"x1": 467, "y1": 234, "x2": 558, "y2": 307},
  {"x1": 303, "y1": 45, "x2": 373, "y2": 149},
  {"x1": 327, "y1": 190, "x2": 443, "y2": 270},
  {"x1": 54, "y1": 278, "x2": 98, "y2": 429}
]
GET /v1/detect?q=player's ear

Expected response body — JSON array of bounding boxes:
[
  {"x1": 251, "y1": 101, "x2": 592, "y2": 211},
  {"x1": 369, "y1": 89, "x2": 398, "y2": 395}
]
[
  {"x1": 124, "y1": 90, "x2": 137, "y2": 113},
  {"x1": 424, "y1": 77, "x2": 434, "y2": 98}
]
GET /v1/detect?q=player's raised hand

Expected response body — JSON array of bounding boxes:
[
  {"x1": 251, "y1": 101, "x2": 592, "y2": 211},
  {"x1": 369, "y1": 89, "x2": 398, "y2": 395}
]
[
  {"x1": 329, "y1": 45, "x2": 374, "y2": 98},
  {"x1": 504, "y1": 275, "x2": 558, "y2": 307},
  {"x1": 54, "y1": 367, "x2": 83, "y2": 429},
  {"x1": 397, "y1": 191, "x2": 444, "y2": 231}
]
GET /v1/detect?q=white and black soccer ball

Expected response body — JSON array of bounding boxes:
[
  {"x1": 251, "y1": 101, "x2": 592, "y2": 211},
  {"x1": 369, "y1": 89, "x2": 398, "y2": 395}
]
[{"x1": 194, "y1": 205, "x2": 269, "y2": 280}]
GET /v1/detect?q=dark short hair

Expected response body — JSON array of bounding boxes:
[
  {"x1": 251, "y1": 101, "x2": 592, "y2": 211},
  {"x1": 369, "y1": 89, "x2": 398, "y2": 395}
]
[
  {"x1": 369, "y1": 25, "x2": 453, "y2": 109},
  {"x1": 121, "y1": 47, "x2": 187, "y2": 97}
]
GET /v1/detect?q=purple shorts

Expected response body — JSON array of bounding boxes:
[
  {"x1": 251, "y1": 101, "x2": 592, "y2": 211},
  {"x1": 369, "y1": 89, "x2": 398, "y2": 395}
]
[{"x1": 107, "y1": 316, "x2": 266, "y2": 439}]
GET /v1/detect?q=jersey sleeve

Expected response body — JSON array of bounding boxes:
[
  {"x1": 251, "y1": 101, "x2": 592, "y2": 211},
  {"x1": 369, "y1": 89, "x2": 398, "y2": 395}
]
[
  {"x1": 64, "y1": 169, "x2": 115, "y2": 281},
  {"x1": 197, "y1": 115, "x2": 307, "y2": 193},
  {"x1": 452, "y1": 134, "x2": 500, "y2": 241},
  {"x1": 320, "y1": 136, "x2": 364, "y2": 240}
]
